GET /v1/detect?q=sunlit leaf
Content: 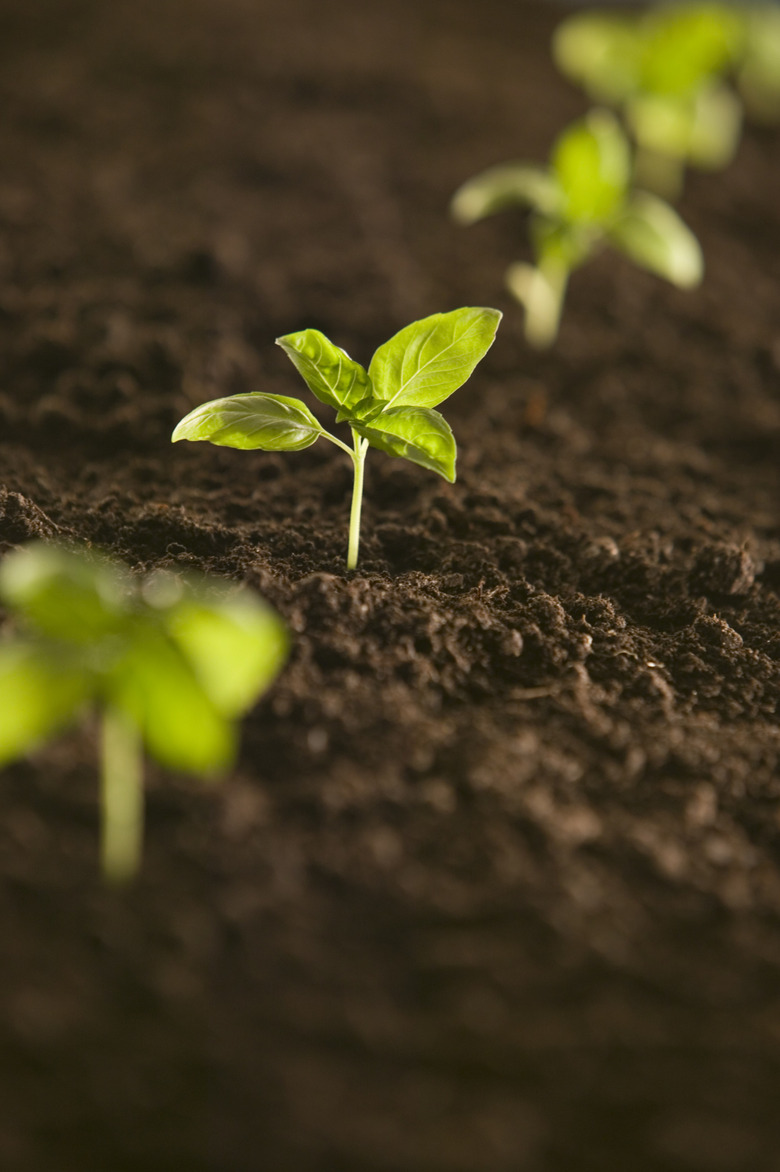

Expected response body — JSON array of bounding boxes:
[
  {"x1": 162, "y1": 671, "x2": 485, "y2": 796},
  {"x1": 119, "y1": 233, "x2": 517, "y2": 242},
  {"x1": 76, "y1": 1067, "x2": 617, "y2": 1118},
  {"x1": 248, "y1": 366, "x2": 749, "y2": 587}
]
[
  {"x1": 0, "y1": 641, "x2": 91, "y2": 765},
  {"x1": 552, "y1": 110, "x2": 631, "y2": 224},
  {"x1": 531, "y1": 219, "x2": 596, "y2": 271},
  {"x1": 352, "y1": 404, "x2": 456, "y2": 482},
  {"x1": 108, "y1": 631, "x2": 235, "y2": 777},
  {"x1": 639, "y1": 4, "x2": 745, "y2": 97},
  {"x1": 166, "y1": 587, "x2": 288, "y2": 717},
  {"x1": 172, "y1": 392, "x2": 323, "y2": 452},
  {"x1": 367, "y1": 307, "x2": 501, "y2": 410},
  {"x1": 451, "y1": 165, "x2": 562, "y2": 224},
  {"x1": 276, "y1": 329, "x2": 372, "y2": 412},
  {"x1": 609, "y1": 191, "x2": 703, "y2": 288},
  {"x1": 553, "y1": 11, "x2": 641, "y2": 103},
  {"x1": 0, "y1": 543, "x2": 129, "y2": 645},
  {"x1": 627, "y1": 92, "x2": 696, "y2": 160}
]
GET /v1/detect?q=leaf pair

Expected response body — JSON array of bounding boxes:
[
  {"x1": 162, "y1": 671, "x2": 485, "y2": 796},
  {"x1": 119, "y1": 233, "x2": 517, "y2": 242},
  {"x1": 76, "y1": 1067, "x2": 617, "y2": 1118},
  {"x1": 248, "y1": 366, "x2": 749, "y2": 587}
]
[
  {"x1": 553, "y1": 6, "x2": 745, "y2": 183},
  {"x1": 0, "y1": 543, "x2": 288, "y2": 879},
  {"x1": 174, "y1": 307, "x2": 501, "y2": 486},
  {"x1": 0, "y1": 543, "x2": 287, "y2": 775},
  {"x1": 555, "y1": 6, "x2": 744, "y2": 103},
  {"x1": 451, "y1": 111, "x2": 703, "y2": 346}
]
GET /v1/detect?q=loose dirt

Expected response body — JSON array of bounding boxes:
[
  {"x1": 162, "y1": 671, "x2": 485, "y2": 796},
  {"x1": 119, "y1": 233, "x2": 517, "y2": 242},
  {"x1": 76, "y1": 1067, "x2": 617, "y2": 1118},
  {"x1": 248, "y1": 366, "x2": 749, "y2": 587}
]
[{"x1": 1, "y1": 1, "x2": 779, "y2": 1169}]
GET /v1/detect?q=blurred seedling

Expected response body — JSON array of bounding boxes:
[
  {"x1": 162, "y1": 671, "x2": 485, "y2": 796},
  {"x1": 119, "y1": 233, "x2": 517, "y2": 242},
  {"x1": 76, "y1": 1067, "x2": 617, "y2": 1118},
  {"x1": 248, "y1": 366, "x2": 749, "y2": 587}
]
[
  {"x1": 0, "y1": 543, "x2": 287, "y2": 882},
  {"x1": 553, "y1": 4, "x2": 745, "y2": 195},
  {"x1": 452, "y1": 110, "x2": 703, "y2": 348},
  {"x1": 173, "y1": 307, "x2": 501, "y2": 570}
]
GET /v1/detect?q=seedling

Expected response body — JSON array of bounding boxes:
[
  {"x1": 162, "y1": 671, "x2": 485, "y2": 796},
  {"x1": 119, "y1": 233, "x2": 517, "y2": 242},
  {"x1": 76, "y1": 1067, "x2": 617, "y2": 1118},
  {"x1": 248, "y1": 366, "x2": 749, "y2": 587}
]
[
  {"x1": 0, "y1": 543, "x2": 288, "y2": 882},
  {"x1": 451, "y1": 110, "x2": 703, "y2": 348},
  {"x1": 172, "y1": 307, "x2": 502, "y2": 570},
  {"x1": 553, "y1": 4, "x2": 745, "y2": 194}
]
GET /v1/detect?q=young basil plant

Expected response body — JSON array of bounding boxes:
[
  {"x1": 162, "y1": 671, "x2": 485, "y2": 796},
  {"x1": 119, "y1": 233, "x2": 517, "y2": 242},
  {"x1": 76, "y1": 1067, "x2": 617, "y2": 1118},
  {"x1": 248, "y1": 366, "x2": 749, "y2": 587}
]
[
  {"x1": 553, "y1": 4, "x2": 745, "y2": 195},
  {"x1": 451, "y1": 110, "x2": 703, "y2": 349},
  {"x1": 172, "y1": 307, "x2": 502, "y2": 570},
  {"x1": 0, "y1": 543, "x2": 288, "y2": 883}
]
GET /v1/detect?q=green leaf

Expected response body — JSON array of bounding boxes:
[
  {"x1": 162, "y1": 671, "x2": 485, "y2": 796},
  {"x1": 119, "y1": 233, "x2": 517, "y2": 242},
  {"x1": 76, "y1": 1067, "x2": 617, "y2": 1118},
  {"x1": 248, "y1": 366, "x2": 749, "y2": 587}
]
[
  {"x1": 0, "y1": 642, "x2": 91, "y2": 765},
  {"x1": 552, "y1": 110, "x2": 631, "y2": 224},
  {"x1": 166, "y1": 587, "x2": 288, "y2": 717},
  {"x1": 688, "y1": 84, "x2": 742, "y2": 169},
  {"x1": 108, "y1": 631, "x2": 235, "y2": 776},
  {"x1": 627, "y1": 92, "x2": 697, "y2": 161},
  {"x1": 367, "y1": 307, "x2": 501, "y2": 411},
  {"x1": 639, "y1": 4, "x2": 744, "y2": 98},
  {"x1": 275, "y1": 329, "x2": 372, "y2": 413},
  {"x1": 609, "y1": 192, "x2": 703, "y2": 288},
  {"x1": 352, "y1": 404, "x2": 457, "y2": 482},
  {"x1": 531, "y1": 218, "x2": 596, "y2": 271},
  {"x1": 172, "y1": 393, "x2": 323, "y2": 452},
  {"x1": 627, "y1": 85, "x2": 740, "y2": 169},
  {"x1": 0, "y1": 543, "x2": 129, "y2": 645},
  {"x1": 553, "y1": 12, "x2": 641, "y2": 103},
  {"x1": 451, "y1": 165, "x2": 563, "y2": 224}
]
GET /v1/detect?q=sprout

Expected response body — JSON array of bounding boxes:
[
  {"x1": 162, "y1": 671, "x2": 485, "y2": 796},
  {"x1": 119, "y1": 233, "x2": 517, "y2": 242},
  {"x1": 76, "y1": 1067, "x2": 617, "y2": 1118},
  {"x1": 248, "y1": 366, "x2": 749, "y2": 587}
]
[
  {"x1": 452, "y1": 110, "x2": 703, "y2": 348},
  {"x1": 553, "y1": 4, "x2": 745, "y2": 195},
  {"x1": 0, "y1": 543, "x2": 288, "y2": 882},
  {"x1": 173, "y1": 308, "x2": 502, "y2": 570}
]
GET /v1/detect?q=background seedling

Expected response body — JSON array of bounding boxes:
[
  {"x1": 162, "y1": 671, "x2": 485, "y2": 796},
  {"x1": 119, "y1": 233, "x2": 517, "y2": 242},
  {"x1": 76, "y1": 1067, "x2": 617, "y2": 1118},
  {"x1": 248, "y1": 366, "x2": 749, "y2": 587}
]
[
  {"x1": 172, "y1": 307, "x2": 502, "y2": 570},
  {"x1": 0, "y1": 543, "x2": 288, "y2": 882},
  {"x1": 553, "y1": 4, "x2": 745, "y2": 195},
  {"x1": 452, "y1": 110, "x2": 703, "y2": 348}
]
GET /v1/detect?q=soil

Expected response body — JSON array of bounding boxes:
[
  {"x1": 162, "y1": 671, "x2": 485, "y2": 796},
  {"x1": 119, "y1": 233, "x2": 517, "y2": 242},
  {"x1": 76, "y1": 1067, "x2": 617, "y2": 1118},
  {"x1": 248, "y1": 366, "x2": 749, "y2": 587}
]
[{"x1": 1, "y1": 0, "x2": 779, "y2": 1169}]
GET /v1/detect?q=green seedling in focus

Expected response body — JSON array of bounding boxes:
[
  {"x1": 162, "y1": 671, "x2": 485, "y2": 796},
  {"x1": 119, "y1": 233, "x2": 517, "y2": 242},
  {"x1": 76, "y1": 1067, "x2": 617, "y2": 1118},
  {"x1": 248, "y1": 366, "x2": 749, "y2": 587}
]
[
  {"x1": 0, "y1": 543, "x2": 288, "y2": 882},
  {"x1": 452, "y1": 110, "x2": 703, "y2": 348},
  {"x1": 553, "y1": 4, "x2": 745, "y2": 195},
  {"x1": 172, "y1": 307, "x2": 502, "y2": 570}
]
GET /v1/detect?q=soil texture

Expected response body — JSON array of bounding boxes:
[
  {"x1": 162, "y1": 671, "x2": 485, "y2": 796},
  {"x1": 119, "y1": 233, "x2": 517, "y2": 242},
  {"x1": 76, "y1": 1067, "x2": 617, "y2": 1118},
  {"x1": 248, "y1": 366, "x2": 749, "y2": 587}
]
[{"x1": 1, "y1": 1, "x2": 780, "y2": 1169}]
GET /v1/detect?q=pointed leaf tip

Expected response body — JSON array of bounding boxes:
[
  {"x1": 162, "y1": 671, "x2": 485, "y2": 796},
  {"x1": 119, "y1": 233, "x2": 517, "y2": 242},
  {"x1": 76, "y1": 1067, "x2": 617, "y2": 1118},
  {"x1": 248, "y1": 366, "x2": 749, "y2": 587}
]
[
  {"x1": 610, "y1": 192, "x2": 703, "y2": 288},
  {"x1": 276, "y1": 328, "x2": 371, "y2": 413},
  {"x1": 368, "y1": 307, "x2": 501, "y2": 411}
]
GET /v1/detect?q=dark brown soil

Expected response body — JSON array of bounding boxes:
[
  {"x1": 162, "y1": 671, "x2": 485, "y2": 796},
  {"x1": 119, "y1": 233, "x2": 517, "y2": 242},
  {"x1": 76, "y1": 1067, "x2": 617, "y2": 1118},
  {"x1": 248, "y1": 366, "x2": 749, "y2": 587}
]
[{"x1": 1, "y1": 1, "x2": 780, "y2": 1169}]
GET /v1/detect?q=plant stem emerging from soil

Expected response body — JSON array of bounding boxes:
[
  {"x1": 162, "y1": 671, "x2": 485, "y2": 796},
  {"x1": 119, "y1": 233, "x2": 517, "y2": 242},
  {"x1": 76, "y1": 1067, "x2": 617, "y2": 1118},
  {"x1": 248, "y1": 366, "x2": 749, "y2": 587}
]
[
  {"x1": 347, "y1": 429, "x2": 369, "y2": 571},
  {"x1": 317, "y1": 426, "x2": 370, "y2": 570},
  {"x1": 100, "y1": 706, "x2": 144, "y2": 883},
  {"x1": 506, "y1": 257, "x2": 570, "y2": 349}
]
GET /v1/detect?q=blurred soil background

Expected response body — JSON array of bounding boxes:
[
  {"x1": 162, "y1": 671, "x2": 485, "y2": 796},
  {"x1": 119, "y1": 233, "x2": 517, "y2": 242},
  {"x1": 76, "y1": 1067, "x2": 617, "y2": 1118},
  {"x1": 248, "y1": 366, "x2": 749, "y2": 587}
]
[{"x1": 0, "y1": 0, "x2": 779, "y2": 1169}]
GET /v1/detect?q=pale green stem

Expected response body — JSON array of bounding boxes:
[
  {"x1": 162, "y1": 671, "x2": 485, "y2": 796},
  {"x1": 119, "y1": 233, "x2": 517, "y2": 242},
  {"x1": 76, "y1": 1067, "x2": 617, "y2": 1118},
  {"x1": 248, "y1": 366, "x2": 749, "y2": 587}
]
[
  {"x1": 347, "y1": 430, "x2": 368, "y2": 571},
  {"x1": 100, "y1": 706, "x2": 144, "y2": 883},
  {"x1": 506, "y1": 257, "x2": 570, "y2": 349},
  {"x1": 319, "y1": 426, "x2": 369, "y2": 571}
]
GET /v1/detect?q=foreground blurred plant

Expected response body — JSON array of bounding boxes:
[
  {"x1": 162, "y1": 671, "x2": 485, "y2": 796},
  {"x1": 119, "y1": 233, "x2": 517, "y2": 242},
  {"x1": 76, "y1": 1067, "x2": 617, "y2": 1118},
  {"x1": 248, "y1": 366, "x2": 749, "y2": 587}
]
[
  {"x1": 452, "y1": 110, "x2": 702, "y2": 348},
  {"x1": 173, "y1": 307, "x2": 501, "y2": 570},
  {"x1": 0, "y1": 543, "x2": 287, "y2": 882},
  {"x1": 553, "y1": 3, "x2": 745, "y2": 195}
]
